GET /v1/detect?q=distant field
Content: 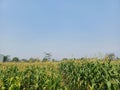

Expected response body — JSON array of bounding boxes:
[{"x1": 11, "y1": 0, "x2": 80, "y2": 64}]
[{"x1": 0, "y1": 60, "x2": 120, "y2": 90}]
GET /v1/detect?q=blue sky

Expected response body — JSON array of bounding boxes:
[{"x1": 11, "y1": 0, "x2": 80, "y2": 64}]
[{"x1": 0, "y1": 0, "x2": 120, "y2": 59}]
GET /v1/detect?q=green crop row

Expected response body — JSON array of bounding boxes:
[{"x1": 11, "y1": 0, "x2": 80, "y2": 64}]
[{"x1": 0, "y1": 60, "x2": 120, "y2": 90}]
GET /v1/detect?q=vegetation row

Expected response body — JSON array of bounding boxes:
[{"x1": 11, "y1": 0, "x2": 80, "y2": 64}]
[{"x1": 0, "y1": 59, "x2": 120, "y2": 90}]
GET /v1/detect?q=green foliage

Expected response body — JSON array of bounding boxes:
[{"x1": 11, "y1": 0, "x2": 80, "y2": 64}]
[
  {"x1": 12, "y1": 57, "x2": 19, "y2": 62},
  {"x1": 3, "y1": 55, "x2": 10, "y2": 62},
  {"x1": 42, "y1": 52, "x2": 52, "y2": 62},
  {"x1": 60, "y1": 61, "x2": 120, "y2": 90},
  {"x1": 105, "y1": 53, "x2": 115, "y2": 61},
  {"x1": 0, "y1": 60, "x2": 120, "y2": 90}
]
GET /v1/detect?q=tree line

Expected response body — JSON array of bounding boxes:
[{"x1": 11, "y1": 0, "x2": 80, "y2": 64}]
[{"x1": 2, "y1": 53, "x2": 120, "y2": 62}]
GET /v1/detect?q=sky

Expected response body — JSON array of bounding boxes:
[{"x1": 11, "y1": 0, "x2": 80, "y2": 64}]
[{"x1": 0, "y1": 0, "x2": 120, "y2": 60}]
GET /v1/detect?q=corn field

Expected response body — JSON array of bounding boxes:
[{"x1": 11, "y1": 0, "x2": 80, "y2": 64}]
[{"x1": 0, "y1": 60, "x2": 120, "y2": 90}]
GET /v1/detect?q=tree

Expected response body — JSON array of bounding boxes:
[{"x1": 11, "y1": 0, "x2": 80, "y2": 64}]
[
  {"x1": 105, "y1": 53, "x2": 115, "y2": 60},
  {"x1": 3, "y1": 55, "x2": 10, "y2": 62},
  {"x1": 12, "y1": 57, "x2": 19, "y2": 62},
  {"x1": 116, "y1": 57, "x2": 120, "y2": 60},
  {"x1": 52, "y1": 59, "x2": 56, "y2": 62},
  {"x1": 21, "y1": 59, "x2": 28, "y2": 62},
  {"x1": 42, "y1": 52, "x2": 52, "y2": 62}
]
